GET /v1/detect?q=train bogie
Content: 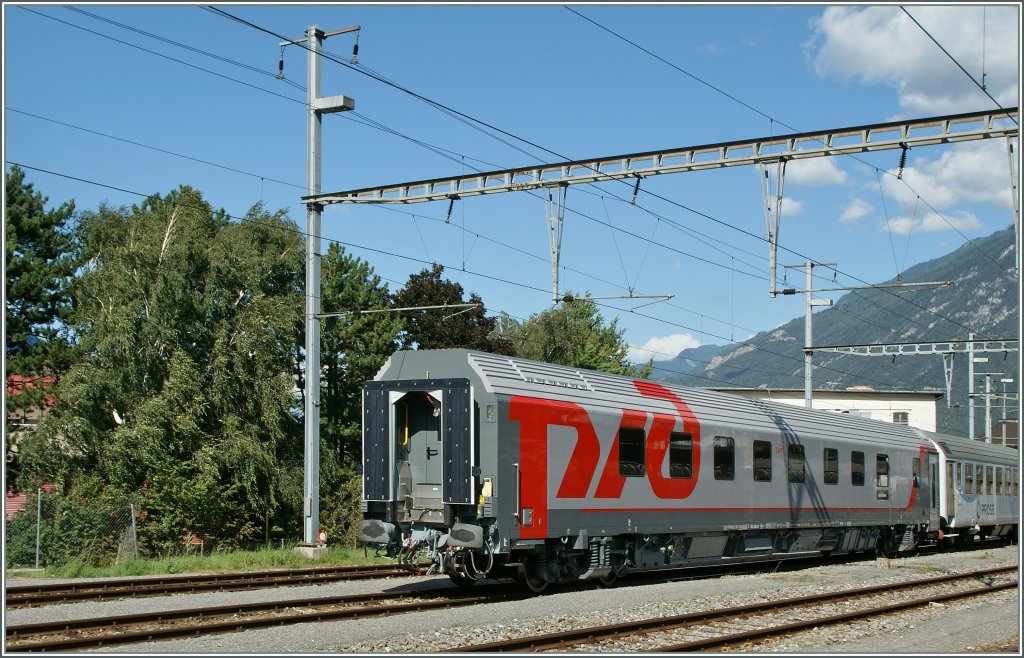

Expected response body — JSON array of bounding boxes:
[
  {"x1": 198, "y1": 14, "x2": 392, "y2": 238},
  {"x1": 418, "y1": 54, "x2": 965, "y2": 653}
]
[{"x1": 357, "y1": 349, "x2": 1019, "y2": 591}]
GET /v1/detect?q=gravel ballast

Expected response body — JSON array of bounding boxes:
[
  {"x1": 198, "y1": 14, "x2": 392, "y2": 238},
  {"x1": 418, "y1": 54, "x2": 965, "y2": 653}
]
[{"x1": 8, "y1": 544, "x2": 1019, "y2": 654}]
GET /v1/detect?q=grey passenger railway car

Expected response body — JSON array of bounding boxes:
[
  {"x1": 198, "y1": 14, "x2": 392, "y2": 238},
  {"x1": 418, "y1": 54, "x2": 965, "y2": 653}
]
[
  {"x1": 357, "y1": 349, "x2": 1018, "y2": 592},
  {"x1": 918, "y1": 430, "x2": 1019, "y2": 544}
]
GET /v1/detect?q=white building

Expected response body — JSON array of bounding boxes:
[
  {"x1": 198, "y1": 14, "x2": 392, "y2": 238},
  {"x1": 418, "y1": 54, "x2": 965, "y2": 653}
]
[{"x1": 709, "y1": 387, "x2": 944, "y2": 433}]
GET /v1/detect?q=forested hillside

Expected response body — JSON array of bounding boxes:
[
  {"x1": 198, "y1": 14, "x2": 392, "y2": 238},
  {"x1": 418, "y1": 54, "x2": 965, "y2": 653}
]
[{"x1": 657, "y1": 226, "x2": 1019, "y2": 437}]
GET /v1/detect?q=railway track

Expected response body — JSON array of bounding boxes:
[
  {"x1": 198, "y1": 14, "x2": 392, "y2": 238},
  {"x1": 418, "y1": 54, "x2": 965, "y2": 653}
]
[
  {"x1": 4, "y1": 563, "x2": 425, "y2": 608},
  {"x1": 446, "y1": 566, "x2": 1018, "y2": 652},
  {"x1": 4, "y1": 582, "x2": 527, "y2": 652}
]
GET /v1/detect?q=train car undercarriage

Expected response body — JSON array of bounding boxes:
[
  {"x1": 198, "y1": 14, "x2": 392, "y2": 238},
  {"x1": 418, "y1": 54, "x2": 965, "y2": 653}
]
[{"x1": 357, "y1": 519, "x2": 942, "y2": 593}]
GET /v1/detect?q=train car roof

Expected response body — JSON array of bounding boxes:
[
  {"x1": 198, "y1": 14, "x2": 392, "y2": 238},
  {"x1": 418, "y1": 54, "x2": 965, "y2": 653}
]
[
  {"x1": 375, "y1": 349, "x2": 936, "y2": 450},
  {"x1": 913, "y1": 428, "x2": 1020, "y2": 466}
]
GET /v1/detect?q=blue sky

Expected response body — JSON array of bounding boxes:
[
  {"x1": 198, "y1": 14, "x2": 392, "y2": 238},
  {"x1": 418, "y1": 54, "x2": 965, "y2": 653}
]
[{"x1": 4, "y1": 3, "x2": 1020, "y2": 369}]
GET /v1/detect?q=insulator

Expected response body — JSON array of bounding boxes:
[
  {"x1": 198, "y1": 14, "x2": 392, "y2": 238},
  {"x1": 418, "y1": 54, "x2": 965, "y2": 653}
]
[{"x1": 897, "y1": 142, "x2": 909, "y2": 180}]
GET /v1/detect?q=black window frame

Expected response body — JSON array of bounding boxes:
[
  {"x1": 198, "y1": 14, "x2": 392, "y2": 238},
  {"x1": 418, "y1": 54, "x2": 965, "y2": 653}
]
[
  {"x1": 713, "y1": 436, "x2": 735, "y2": 481},
  {"x1": 823, "y1": 448, "x2": 839, "y2": 485},
  {"x1": 668, "y1": 432, "x2": 693, "y2": 479},
  {"x1": 618, "y1": 427, "x2": 646, "y2": 477},
  {"x1": 787, "y1": 444, "x2": 805, "y2": 483},
  {"x1": 851, "y1": 451, "x2": 865, "y2": 486},
  {"x1": 876, "y1": 454, "x2": 889, "y2": 488},
  {"x1": 753, "y1": 440, "x2": 772, "y2": 482}
]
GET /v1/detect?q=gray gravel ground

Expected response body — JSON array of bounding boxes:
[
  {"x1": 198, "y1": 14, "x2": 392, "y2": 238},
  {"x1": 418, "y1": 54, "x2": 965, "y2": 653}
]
[{"x1": 5, "y1": 544, "x2": 1019, "y2": 654}]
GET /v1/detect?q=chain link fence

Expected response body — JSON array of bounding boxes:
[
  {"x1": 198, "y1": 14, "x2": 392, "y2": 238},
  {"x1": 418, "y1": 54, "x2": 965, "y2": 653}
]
[{"x1": 5, "y1": 489, "x2": 139, "y2": 569}]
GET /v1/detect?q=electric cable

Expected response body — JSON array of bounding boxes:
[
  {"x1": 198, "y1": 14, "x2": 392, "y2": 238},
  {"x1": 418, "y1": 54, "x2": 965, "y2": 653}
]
[
  {"x1": 23, "y1": 6, "x2": 1006, "y2": 344},
  {"x1": 900, "y1": 6, "x2": 1017, "y2": 125},
  {"x1": 8, "y1": 159, "x2": 906, "y2": 389}
]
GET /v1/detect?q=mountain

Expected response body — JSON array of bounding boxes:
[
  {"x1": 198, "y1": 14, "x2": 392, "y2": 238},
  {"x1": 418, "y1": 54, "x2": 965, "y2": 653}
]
[
  {"x1": 661, "y1": 343, "x2": 731, "y2": 377},
  {"x1": 654, "y1": 226, "x2": 1019, "y2": 438}
]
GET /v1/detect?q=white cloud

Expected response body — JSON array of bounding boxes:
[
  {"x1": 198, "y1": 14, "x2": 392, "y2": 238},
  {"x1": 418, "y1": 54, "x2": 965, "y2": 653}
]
[
  {"x1": 785, "y1": 158, "x2": 848, "y2": 187},
  {"x1": 884, "y1": 210, "x2": 981, "y2": 236},
  {"x1": 628, "y1": 333, "x2": 700, "y2": 363},
  {"x1": 839, "y1": 198, "x2": 873, "y2": 224},
  {"x1": 882, "y1": 141, "x2": 1015, "y2": 211},
  {"x1": 807, "y1": 6, "x2": 1019, "y2": 115},
  {"x1": 781, "y1": 197, "x2": 804, "y2": 217}
]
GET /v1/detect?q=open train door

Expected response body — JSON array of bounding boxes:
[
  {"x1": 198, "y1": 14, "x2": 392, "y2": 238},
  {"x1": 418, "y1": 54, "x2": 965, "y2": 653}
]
[{"x1": 362, "y1": 379, "x2": 474, "y2": 525}]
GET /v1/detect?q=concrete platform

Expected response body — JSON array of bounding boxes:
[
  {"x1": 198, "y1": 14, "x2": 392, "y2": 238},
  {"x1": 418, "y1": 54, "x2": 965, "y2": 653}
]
[{"x1": 293, "y1": 544, "x2": 327, "y2": 560}]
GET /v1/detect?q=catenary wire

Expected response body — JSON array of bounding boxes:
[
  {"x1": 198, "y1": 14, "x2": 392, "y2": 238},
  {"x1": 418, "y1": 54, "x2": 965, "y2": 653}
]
[
  {"x1": 567, "y1": 6, "x2": 1014, "y2": 274},
  {"x1": 6, "y1": 104, "x2": 768, "y2": 340},
  {"x1": 25, "y1": 6, "x2": 1000, "y2": 343},
  {"x1": 36, "y1": 4, "x2": 891, "y2": 336},
  {"x1": 569, "y1": 5, "x2": 1015, "y2": 321},
  {"x1": 8, "y1": 160, "x2": 899, "y2": 389},
  {"x1": 900, "y1": 6, "x2": 1017, "y2": 125},
  {"x1": 26, "y1": 7, "x2": 772, "y2": 290}
]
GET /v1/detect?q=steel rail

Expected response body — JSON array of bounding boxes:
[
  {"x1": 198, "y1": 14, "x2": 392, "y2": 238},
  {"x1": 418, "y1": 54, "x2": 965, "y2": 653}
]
[
  {"x1": 5, "y1": 584, "x2": 526, "y2": 652},
  {"x1": 5, "y1": 563, "x2": 424, "y2": 607},
  {"x1": 447, "y1": 566, "x2": 1017, "y2": 652},
  {"x1": 652, "y1": 580, "x2": 1018, "y2": 652}
]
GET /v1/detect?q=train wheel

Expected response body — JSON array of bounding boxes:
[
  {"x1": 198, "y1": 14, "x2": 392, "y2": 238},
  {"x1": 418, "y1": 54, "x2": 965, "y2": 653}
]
[
  {"x1": 517, "y1": 565, "x2": 549, "y2": 594},
  {"x1": 448, "y1": 572, "x2": 476, "y2": 588},
  {"x1": 597, "y1": 571, "x2": 618, "y2": 588}
]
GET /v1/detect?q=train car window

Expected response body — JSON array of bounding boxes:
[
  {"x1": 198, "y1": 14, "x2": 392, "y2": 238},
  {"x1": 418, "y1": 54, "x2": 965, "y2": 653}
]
[
  {"x1": 996, "y1": 467, "x2": 1003, "y2": 495},
  {"x1": 851, "y1": 451, "x2": 865, "y2": 486},
  {"x1": 986, "y1": 466, "x2": 994, "y2": 495},
  {"x1": 618, "y1": 427, "x2": 646, "y2": 477},
  {"x1": 753, "y1": 440, "x2": 772, "y2": 482},
  {"x1": 965, "y1": 464, "x2": 974, "y2": 494},
  {"x1": 713, "y1": 436, "x2": 735, "y2": 480},
  {"x1": 823, "y1": 448, "x2": 839, "y2": 484},
  {"x1": 875, "y1": 454, "x2": 889, "y2": 488},
  {"x1": 911, "y1": 457, "x2": 920, "y2": 488},
  {"x1": 669, "y1": 432, "x2": 693, "y2": 479},
  {"x1": 955, "y1": 462, "x2": 962, "y2": 488},
  {"x1": 1015, "y1": 470, "x2": 1019, "y2": 496},
  {"x1": 787, "y1": 445, "x2": 805, "y2": 483}
]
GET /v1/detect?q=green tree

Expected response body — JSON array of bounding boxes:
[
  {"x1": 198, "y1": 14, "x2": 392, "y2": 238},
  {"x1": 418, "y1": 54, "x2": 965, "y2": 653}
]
[
  {"x1": 21, "y1": 189, "x2": 304, "y2": 554},
  {"x1": 320, "y1": 244, "x2": 402, "y2": 460},
  {"x1": 392, "y1": 263, "x2": 513, "y2": 354},
  {"x1": 498, "y1": 292, "x2": 652, "y2": 377},
  {"x1": 4, "y1": 166, "x2": 79, "y2": 488}
]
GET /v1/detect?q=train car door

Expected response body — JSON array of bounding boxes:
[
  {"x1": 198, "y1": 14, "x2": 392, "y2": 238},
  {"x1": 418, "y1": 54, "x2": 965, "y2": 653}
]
[
  {"x1": 395, "y1": 390, "x2": 445, "y2": 517},
  {"x1": 363, "y1": 379, "x2": 474, "y2": 526},
  {"x1": 927, "y1": 452, "x2": 940, "y2": 530}
]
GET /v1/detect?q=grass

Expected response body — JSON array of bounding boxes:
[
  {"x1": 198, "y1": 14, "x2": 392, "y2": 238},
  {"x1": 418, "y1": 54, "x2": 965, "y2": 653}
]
[{"x1": 11, "y1": 545, "x2": 391, "y2": 580}]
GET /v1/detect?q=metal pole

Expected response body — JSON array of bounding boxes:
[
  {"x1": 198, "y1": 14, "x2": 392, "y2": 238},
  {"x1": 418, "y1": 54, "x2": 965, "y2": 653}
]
[
  {"x1": 303, "y1": 24, "x2": 323, "y2": 546},
  {"x1": 968, "y1": 332, "x2": 975, "y2": 439},
  {"x1": 1007, "y1": 138, "x2": 1019, "y2": 277},
  {"x1": 804, "y1": 261, "x2": 813, "y2": 408},
  {"x1": 130, "y1": 504, "x2": 138, "y2": 560},
  {"x1": 985, "y1": 374, "x2": 993, "y2": 443},
  {"x1": 34, "y1": 487, "x2": 41, "y2": 569}
]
